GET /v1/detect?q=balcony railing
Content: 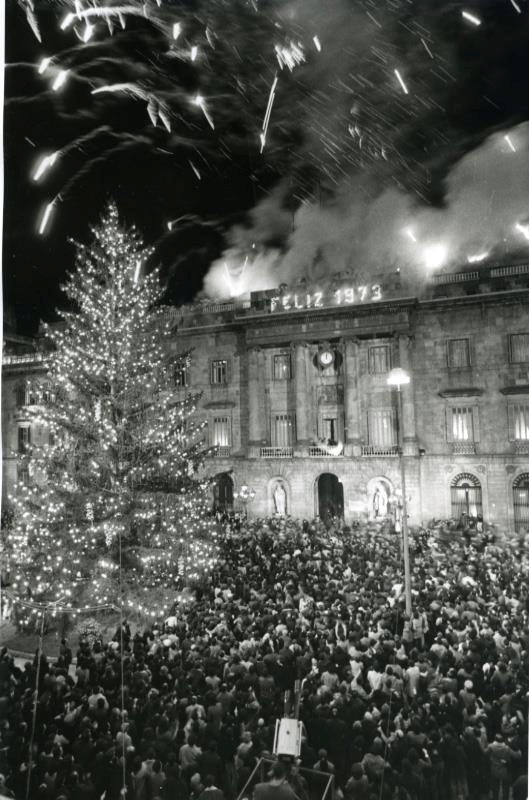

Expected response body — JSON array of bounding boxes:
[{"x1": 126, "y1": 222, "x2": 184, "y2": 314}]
[
  {"x1": 514, "y1": 440, "x2": 529, "y2": 453},
  {"x1": 490, "y1": 263, "x2": 529, "y2": 278},
  {"x1": 451, "y1": 442, "x2": 476, "y2": 455},
  {"x1": 213, "y1": 446, "x2": 231, "y2": 457},
  {"x1": 308, "y1": 446, "x2": 343, "y2": 457},
  {"x1": 433, "y1": 271, "x2": 479, "y2": 285},
  {"x1": 202, "y1": 302, "x2": 236, "y2": 314},
  {"x1": 3, "y1": 353, "x2": 44, "y2": 365},
  {"x1": 361, "y1": 445, "x2": 399, "y2": 457},
  {"x1": 260, "y1": 447, "x2": 293, "y2": 458}
]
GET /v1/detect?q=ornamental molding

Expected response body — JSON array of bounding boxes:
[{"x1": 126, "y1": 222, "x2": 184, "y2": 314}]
[
  {"x1": 499, "y1": 385, "x2": 529, "y2": 395},
  {"x1": 438, "y1": 387, "x2": 484, "y2": 397},
  {"x1": 203, "y1": 400, "x2": 237, "y2": 409}
]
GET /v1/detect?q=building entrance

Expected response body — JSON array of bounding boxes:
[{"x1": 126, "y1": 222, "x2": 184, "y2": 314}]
[
  {"x1": 450, "y1": 473, "x2": 482, "y2": 520},
  {"x1": 317, "y1": 473, "x2": 344, "y2": 521},
  {"x1": 213, "y1": 472, "x2": 233, "y2": 513},
  {"x1": 513, "y1": 473, "x2": 529, "y2": 533}
]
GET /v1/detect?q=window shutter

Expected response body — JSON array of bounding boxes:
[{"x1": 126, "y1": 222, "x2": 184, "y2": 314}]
[
  {"x1": 228, "y1": 415, "x2": 232, "y2": 446},
  {"x1": 507, "y1": 404, "x2": 516, "y2": 441},
  {"x1": 227, "y1": 358, "x2": 232, "y2": 384},
  {"x1": 446, "y1": 408, "x2": 454, "y2": 442},
  {"x1": 472, "y1": 406, "x2": 480, "y2": 442}
]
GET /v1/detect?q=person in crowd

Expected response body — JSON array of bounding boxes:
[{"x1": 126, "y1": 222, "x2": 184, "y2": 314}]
[{"x1": 0, "y1": 515, "x2": 527, "y2": 800}]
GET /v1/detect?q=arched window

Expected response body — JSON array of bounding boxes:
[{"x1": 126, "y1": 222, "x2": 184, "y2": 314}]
[
  {"x1": 450, "y1": 473, "x2": 482, "y2": 520},
  {"x1": 513, "y1": 473, "x2": 529, "y2": 533}
]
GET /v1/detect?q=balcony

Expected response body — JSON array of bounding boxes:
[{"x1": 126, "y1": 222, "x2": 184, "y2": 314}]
[
  {"x1": 3, "y1": 353, "x2": 44, "y2": 366},
  {"x1": 433, "y1": 271, "x2": 479, "y2": 285},
  {"x1": 361, "y1": 445, "x2": 399, "y2": 457},
  {"x1": 451, "y1": 442, "x2": 476, "y2": 455},
  {"x1": 260, "y1": 447, "x2": 293, "y2": 458},
  {"x1": 308, "y1": 446, "x2": 343, "y2": 457},
  {"x1": 514, "y1": 440, "x2": 529, "y2": 454},
  {"x1": 490, "y1": 263, "x2": 529, "y2": 278},
  {"x1": 213, "y1": 446, "x2": 231, "y2": 457}
]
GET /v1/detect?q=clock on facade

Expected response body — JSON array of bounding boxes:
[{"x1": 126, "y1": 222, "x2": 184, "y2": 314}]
[{"x1": 319, "y1": 349, "x2": 334, "y2": 368}]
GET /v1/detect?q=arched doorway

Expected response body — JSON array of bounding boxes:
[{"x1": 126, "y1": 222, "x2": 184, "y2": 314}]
[
  {"x1": 450, "y1": 473, "x2": 482, "y2": 520},
  {"x1": 513, "y1": 473, "x2": 529, "y2": 533},
  {"x1": 317, "y1": 473, "x2": 344, "y2": 521},
  {"x1": 213, "y1": 472, "x2": 233, "y2": 513}
]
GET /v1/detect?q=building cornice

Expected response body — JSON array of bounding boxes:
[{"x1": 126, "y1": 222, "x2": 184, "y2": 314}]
[{"x1": 499, "y1": 385, "x2": 529, "y2": 395}]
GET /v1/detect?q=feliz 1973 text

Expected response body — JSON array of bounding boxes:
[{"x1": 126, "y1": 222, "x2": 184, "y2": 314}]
[{"x1": 269, "y1": 285, "x2": 383, "y2": 312}]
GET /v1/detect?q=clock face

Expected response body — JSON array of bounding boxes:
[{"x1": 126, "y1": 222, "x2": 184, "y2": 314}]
[{"x1": 319, "y1": 350, "x2": 334, "y2": 367}]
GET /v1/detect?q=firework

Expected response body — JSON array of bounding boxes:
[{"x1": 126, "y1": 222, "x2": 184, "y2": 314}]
[
  {"x1": 461, "y1": 10, "x2": 481, "y2": 26},
  {"x1": 467, "y1": 251, "x2": 489, "y2": 263},
  {"x1": 11, "y1": 0, "x2": 524, "y2": 251},
  {"x1": 504, "y1": 134, "x2": 516, "y2": 152},
  {"x1": 394, "y1": 69, "x2": 409, "y2": 95},
  {"x1": 38, "y1": 201, "x2": 56, "y2": 235},
  {"x1": 33, "y1": 152, "x2": 59, "y2": 182}
]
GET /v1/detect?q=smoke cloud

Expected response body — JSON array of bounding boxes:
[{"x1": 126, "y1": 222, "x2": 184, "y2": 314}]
[{"x1": 202, "y1": 121, "x2": 529, "y2": 299}]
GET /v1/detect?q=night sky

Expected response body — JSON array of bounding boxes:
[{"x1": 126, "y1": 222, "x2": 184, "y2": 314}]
[{"x1": 4, "y1": 0, "x2": 529, "y2": 335}]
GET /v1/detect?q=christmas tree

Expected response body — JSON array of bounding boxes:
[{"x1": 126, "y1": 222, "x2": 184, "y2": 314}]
[{"x1": 9, "y1": 202, "x2": 217, "y2": 624}]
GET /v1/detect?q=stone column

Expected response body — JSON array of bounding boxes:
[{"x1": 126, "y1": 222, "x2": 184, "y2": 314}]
[
  {"x1": 344, "y1": 338, "x2": 361, "y2": 456},
  {"x1": 247, "y1": 347, "x2": 263, "y2": 456},
  {"x1": 294, "y1": 343, "x2": 310, "y2": 453},
  {"x1": 398, "y1": 334, "x2": 418, "y2": 456}
]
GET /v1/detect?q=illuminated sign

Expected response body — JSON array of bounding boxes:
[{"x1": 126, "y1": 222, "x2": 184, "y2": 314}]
[{"x1": 270, "y1": 284, "x2": 382, "y2": 312}]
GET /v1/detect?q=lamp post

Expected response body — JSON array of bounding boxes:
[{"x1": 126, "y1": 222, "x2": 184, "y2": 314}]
[
  {"x1": 234, "y1": 484, "x2": 256, "y2": 518},
  {"x1": 387, "y1": 367, "x2": 412, "y2": 616}
]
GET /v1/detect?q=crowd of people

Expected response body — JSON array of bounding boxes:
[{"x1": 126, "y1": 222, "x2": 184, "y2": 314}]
[{"x1": 0, "y1": 515, "x2": 528, "y2": 800}]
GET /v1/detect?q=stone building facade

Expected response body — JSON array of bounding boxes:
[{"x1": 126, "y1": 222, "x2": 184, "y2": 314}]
[{"x1": 3, "y1": 264, "x2": 529, "y2": 532}]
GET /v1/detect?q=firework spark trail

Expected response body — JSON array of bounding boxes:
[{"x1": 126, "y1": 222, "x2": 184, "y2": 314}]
[
  {"x1": 13, "y1": 0, "x2": 525, "y2": 258},
  {"x1": 260, "y1": 74, "x2": 278, "y2": 152}
]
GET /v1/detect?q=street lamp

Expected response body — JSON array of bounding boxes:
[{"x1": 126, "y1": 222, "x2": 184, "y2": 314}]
[
  {"x1": 234, "y1": 484, "x2": 256, "y2": 518},
  {"x1": 387, "y1": 367, "x2": 412, "y2": 616}
]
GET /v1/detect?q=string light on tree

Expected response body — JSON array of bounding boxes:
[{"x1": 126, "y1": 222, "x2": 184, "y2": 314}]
[{"x1": 7, "y1": 201, "x2": 218, "y2": 625}]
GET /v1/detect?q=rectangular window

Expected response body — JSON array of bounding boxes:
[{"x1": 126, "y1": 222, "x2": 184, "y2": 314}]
[
  {"x1": 18, "y1": 426, "x2": 31, "y2": 453},
  {"x1": 447, "y1": 338, "x2": 470, "y2": 369},
  {"x1": 15, "y1": 384, "x2": 27, "y2": 407},
  {"x1": 509, "y1": 403, "x2": 529, "y2": 440},
  {"x1": 26, "y1": 384, "x2": 39, "y2": 405},
  {"x1": 41, "y1": 385, "x2": 54, "y2": 404},
  {"x1": 368, "y1": 345, "x2": 391, "y2": 375},
  {"x1": 212, "y1": 416, "x2": 231, "y2": 447},
  {"x1": 174, "y1": 364, "x2": 188, "y2": 387},
  {"x1": 210, "y1": 359, "x2": 228, "y2": 385},
  {"x1": 368, "y1": 409, "x2": 396, "y2": 447},
  {"x1": 450, "y1": 407, "x2": 474, "y2": 441},
  {"x1": 322, "y1": 417, "x2": 338, "y2": 445},
  {"x1": 17, "y1": 466, "x2": 30, "y2": 486},
  {"x1": 273, "y1": 354, "x2": 291, "y2": 380},
  {"x1": 510, "y1": 333, "x2": 529, "y2": 363},
  {"x1": 273, "y1": 414, "x2": 295, "y2": 447}
]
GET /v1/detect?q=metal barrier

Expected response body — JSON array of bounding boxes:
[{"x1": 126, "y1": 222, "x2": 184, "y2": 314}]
[{"x1": 237, "y1": 757, "x2": 334, "y2": 800}]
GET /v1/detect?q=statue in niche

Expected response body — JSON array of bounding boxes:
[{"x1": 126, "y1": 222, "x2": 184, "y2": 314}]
[
  {"x1": 273, "y1": 481, "x2": 287, "y2": 516},
  {"x1": 372, "y1": 482, "x2": 389, "y2": 519}
]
